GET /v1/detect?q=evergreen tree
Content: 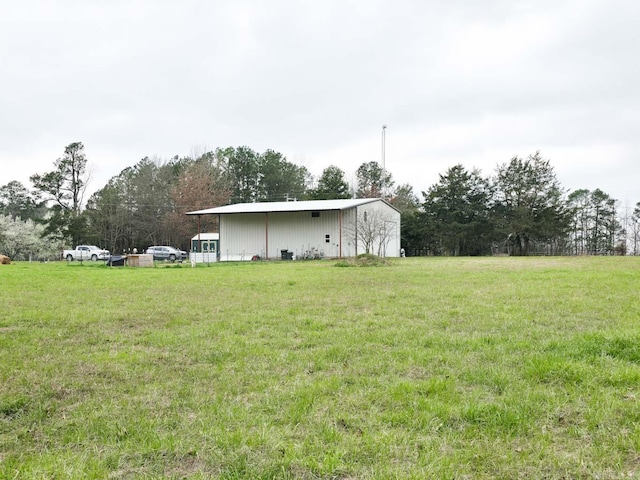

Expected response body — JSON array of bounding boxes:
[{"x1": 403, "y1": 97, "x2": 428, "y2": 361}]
[
  {"x1": 355, "y1": 161, "x2": 394, "y2": 199},
  {"x1": 309, "y1": 166, "x2": 351, "y2": 200},
  {"x1": 493, "y1": 152, "x2": 570, "y2": 255},
  {"x1": 30, "y1": 142, "x2": 90, "y2": 244},
  {"x1": 423, "y1": 164, "x2": 493, "y2": 255},
  {"x1": 0, "y1": 181, "x2": 46, "y2": 221}
]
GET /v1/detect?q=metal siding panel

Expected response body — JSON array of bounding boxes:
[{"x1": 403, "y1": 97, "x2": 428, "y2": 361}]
[
  {"x1": 220, "y1": 213, "x2": 266, "y2": 260},
  {"x1": 267, "y1": 210, "x2": 342, "y2": 258},
  {"x1": 342, "y1": 208, "x2": 357, "y2": 257},
  {"x1": 218, "y1": 204, "x2": 397, "y2": 259},
  {"x1": 371, "y1": 200, "x2": 401, "y2": 257},
  {"x1": 350, "y1": 200, "x2": 401, "y2": 257}
]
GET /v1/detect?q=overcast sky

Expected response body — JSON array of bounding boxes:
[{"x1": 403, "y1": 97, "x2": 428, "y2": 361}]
[{"x1": 1, "y1": 0, "x2": 638, "y2": 206}]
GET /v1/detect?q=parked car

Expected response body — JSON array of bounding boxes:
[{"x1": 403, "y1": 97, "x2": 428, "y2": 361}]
[{"x1": 145, "y1": 246, "x2": 188, "y2": 262}]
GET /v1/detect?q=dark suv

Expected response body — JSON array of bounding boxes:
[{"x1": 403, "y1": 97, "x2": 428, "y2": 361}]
[{"x1": 146, "y1": 246, "x2": 188, "y2": 262}]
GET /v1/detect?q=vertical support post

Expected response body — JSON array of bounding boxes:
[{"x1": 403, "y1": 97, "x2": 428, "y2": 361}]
[
  {"x1": 197, "y1": 215, "x2": 201, "y2": 253},
  {"x1": 354, "y1": 207, "x2": 358, "y2": 255},
  {"x1": 339, "y1": 209, "x2": 343, "y2": 258},
  {"x1": 265, "y1": 212, "x2": 269, "y2": 260}
]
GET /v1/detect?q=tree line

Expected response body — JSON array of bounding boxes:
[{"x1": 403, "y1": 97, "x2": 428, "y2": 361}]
[
  {"x1": 403, "y1": 152, "x2": 639, "y2": 256},
  {"x1": 1, "y1": 142, "x2": 639, "y2": 259}
]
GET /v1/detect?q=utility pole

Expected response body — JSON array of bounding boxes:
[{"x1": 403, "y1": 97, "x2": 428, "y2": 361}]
[{"x1": 381, "y1": 125, "x2": 387, "y2": 173}]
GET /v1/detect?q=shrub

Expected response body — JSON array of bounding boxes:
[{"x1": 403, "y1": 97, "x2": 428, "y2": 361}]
[{"x1": 335, "y1": 253, "x2": 390, "y2": 267}]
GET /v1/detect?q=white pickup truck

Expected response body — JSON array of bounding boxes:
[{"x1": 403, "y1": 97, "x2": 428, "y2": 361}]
[{"x1": 62, "y1": 245, "x2": 110, "y2": 262}]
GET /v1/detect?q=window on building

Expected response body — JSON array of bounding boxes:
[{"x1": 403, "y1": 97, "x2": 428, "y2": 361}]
[{"x1": 312, "y1": 211, "x2": 320, "y2": 218}]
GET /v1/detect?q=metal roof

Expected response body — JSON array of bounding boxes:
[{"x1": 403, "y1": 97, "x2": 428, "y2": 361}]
[
  {"x1": 190, "y1": 233, "x2": 219, "y2": 240},
  {"x1": 187, "y1": 198, "x2": 397, "y2": 215}
]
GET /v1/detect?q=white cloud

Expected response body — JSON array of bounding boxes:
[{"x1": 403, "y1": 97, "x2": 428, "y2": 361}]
[{"x1": 1, "y1": 0, "x2": 638, "y2": 207}]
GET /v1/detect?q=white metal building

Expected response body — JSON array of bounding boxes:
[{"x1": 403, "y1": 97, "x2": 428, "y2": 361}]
[
  {"x1": 191, "y1": 232, "x2": 219, "y2": 254},
  {"x1": 187, "y1": 199, "x2": 401, "y2": 261},
  {"x1": 189, "y1": 233, "x2": 219, "y2": 264}
]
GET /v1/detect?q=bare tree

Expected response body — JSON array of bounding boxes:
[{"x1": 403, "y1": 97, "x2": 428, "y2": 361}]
[
  {"x1": 347, "y1": 208, "x2": 397, "y2": 257},
  {"x1": 631, "y1": 203, "x2": 640, "y2": 255},
  {"x1": 164, "y1": 152, "x2": 232, "y2": 246}
]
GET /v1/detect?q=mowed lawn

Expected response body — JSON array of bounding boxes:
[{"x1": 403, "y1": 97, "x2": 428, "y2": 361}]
[{"x1": 1, "y1": 257, "x2": 640, "y2": 479}]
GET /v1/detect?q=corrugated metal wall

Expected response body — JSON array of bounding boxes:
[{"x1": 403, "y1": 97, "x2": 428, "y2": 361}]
[
  {"x1": 341, "y1": 208, "x2": 357, "y2": 257},
  {"x1": 268, "y1": 210, "x2": 341, "y2": 259},
  {"x1": 364, "y1": 201, "x2": 401, "y2": 257},
  {"x1": 347, "y1": 202, "x2": 401, "y2": 257},
  {"x1": 220, "y1": 213, "x2": 266, "y2": 260},
  {"x1": 218, "y1": 201, "x2": 401, "y2": 260}
]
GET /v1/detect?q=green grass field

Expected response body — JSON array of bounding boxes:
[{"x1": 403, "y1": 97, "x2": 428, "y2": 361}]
[{"x1": 1, "y1": 257, "x2": 639, "y2": 479}]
